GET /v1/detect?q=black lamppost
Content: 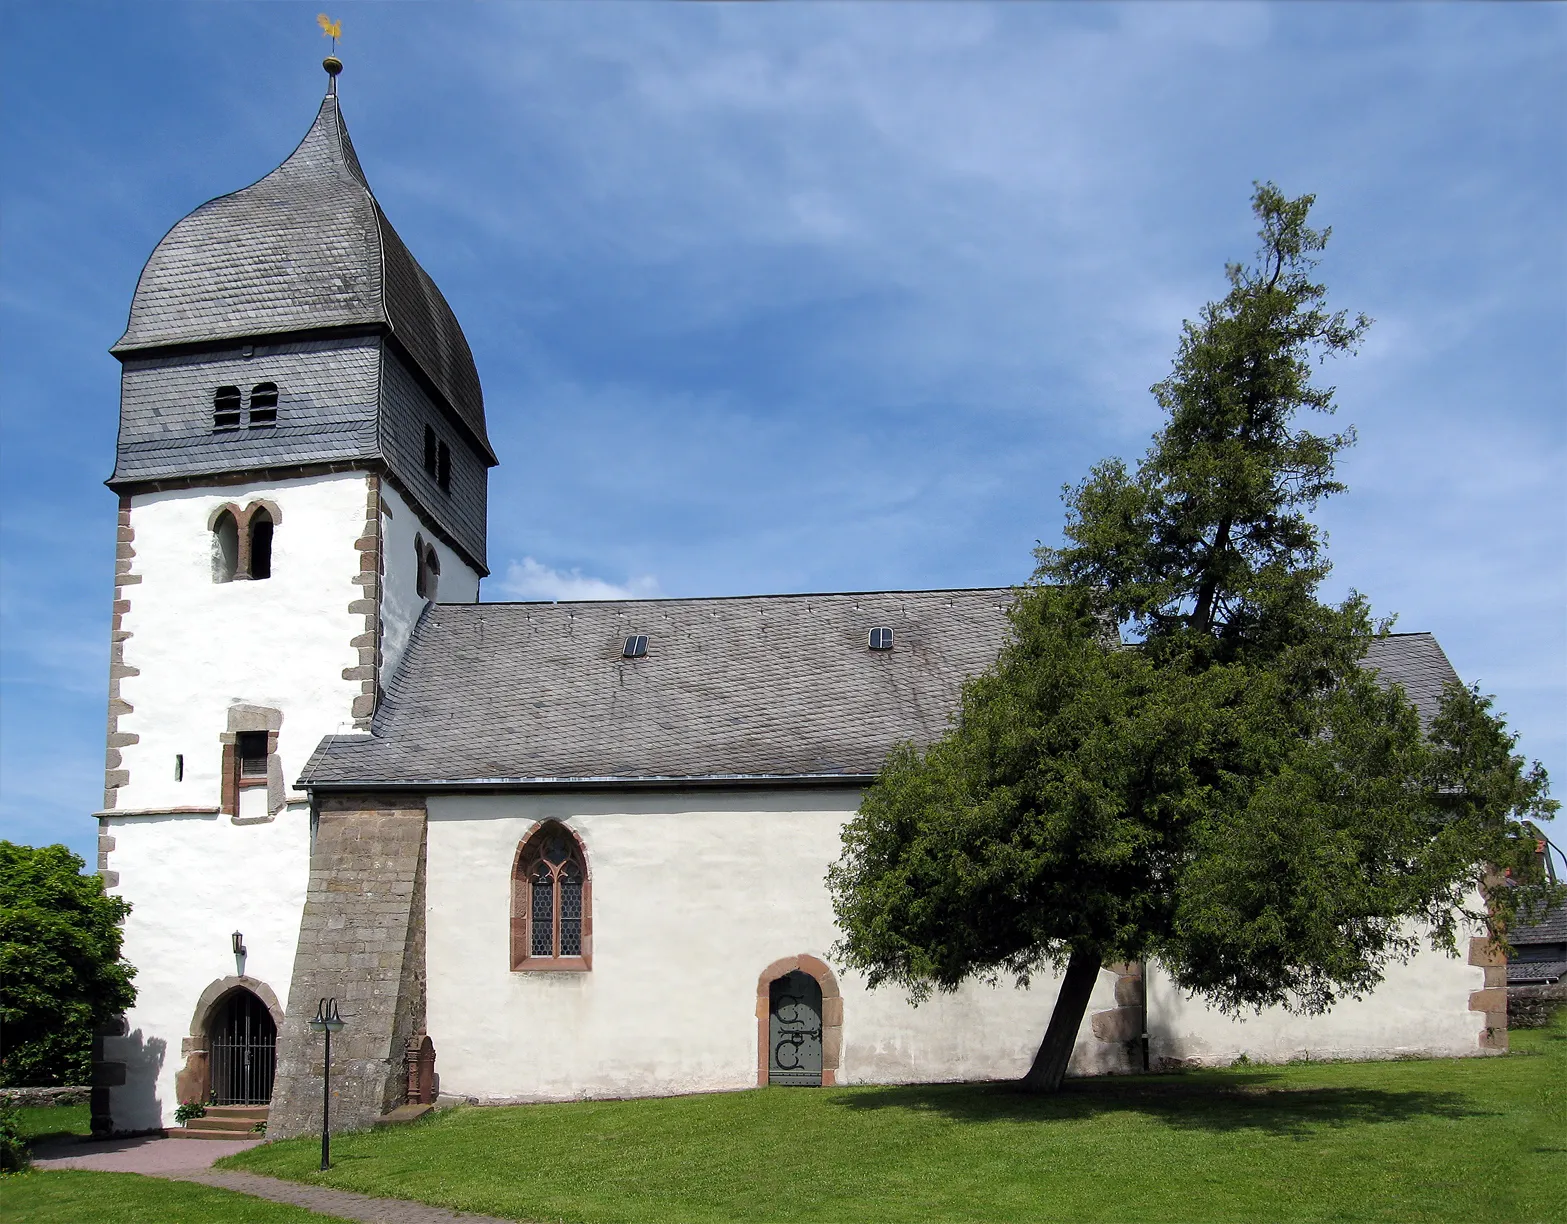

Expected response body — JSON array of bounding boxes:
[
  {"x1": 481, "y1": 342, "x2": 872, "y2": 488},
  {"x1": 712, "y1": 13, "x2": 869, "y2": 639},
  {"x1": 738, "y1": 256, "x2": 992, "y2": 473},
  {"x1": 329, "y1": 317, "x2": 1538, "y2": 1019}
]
[{"x1": 308, "y1": 998, "x2": 345, "y2": 1170}]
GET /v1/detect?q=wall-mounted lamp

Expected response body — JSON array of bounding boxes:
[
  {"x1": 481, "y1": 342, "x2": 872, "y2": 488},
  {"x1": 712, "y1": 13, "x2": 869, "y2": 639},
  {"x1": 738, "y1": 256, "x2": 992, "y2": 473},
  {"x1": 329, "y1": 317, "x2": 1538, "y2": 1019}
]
[{"x1": 232, "y1": 930, "x2": 247, "y2": 976}]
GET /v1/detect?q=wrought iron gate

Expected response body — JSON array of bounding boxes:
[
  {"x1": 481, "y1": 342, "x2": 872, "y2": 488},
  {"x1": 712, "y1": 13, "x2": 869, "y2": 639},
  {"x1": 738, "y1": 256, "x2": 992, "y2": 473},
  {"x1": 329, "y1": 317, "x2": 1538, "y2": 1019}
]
[
  {"x1": 209, "y1": 989, "x2": 276, "y2": 1105},
  {"x1": 768, "y1": 970, "x2": 824, "y2": 1086}
]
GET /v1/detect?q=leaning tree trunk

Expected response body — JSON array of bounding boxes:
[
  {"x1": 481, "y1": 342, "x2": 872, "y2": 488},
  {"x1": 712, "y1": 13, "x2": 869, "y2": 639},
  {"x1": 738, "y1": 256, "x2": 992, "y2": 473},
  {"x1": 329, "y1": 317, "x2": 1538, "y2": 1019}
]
[{"x1": 1019, "y1": 947, "x2": 1103, "y2": 1092}]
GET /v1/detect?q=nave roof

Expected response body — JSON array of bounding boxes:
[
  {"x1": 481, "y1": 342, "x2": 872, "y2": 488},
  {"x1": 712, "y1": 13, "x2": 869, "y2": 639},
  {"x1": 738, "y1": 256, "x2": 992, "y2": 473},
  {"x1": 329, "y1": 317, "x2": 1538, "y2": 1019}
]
[{"x1": 300, "y1": 591, "x2": 1461, "y2": 791}]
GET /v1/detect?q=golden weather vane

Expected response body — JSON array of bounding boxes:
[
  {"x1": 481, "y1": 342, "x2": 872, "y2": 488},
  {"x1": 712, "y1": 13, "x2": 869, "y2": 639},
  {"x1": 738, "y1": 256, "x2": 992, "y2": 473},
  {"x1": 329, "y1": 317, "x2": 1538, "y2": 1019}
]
[
  {"x1": 318, "y1": 14, "x2": 343, "y2": 89},
  {"x1": 317, "y1": 13, "x2": 342, "y2": 52}
]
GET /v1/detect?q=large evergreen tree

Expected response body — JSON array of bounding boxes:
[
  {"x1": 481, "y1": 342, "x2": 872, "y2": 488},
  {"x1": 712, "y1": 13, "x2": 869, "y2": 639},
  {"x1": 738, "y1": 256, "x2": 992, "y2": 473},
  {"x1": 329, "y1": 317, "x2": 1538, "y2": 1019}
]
[
  {"x1": 829, "y1": 184, "x2": 1558, "y2": 1092},
  {"x1": 0, "y1": 842, "x2": 137, "y2": 1086}
]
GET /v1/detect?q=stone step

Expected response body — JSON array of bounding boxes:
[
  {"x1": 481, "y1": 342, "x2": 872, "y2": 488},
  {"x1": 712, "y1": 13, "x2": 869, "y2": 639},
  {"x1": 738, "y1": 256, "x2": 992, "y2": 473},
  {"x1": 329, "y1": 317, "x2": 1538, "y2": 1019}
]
[
  {"x1": 375, "y1": 1103, "x2": 433, "y2": 1126},
  {"x1": 205, "y1": 1105, "x2": 270, "y2": 1121},
  {"x1": 185, "y1": 1114, "x2": 263, "y2": 1133},
  {"x1": 168, "y1": 1124, "x2": 262, "y2": 1140}
]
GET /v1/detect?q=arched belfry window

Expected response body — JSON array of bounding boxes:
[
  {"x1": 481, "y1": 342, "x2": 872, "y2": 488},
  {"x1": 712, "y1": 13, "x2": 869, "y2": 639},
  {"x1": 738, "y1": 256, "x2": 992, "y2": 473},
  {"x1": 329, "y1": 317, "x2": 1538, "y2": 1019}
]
[
  {"x1": 248, "y1": 508, "x2": 274, "y2": 580},
  {"x1": 248, "y1": 383, "x2": 278, "y2": 427},
  {"x1": 213, "y1": 386, "x2": 242, "y2": 431},
  {"x1": 211, "y1": 510, "x2": 239, "y2": 582},
  {"x1": 209, "y1": 501, "x2": 280, "y2": 583},
  {"x1": 512, "y1": 822, "x2": 591, "y2": 971}
]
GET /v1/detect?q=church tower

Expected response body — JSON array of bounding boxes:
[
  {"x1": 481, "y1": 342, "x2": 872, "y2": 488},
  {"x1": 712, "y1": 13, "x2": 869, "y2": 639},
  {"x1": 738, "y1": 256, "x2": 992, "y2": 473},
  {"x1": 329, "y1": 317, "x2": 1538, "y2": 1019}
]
[{"x1": 95, "y1": 62, "x2": 495, "y2": 1132}]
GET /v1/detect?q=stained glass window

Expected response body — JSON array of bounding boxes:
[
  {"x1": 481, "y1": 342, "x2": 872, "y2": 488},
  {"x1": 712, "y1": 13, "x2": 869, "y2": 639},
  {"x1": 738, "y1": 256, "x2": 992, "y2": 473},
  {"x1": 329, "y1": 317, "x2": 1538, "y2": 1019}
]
[
  {"x1": 559, "y1": 864, "x2": 583, "y2": 957},
  {"x1": 530, "y1": 861, "x2": 554, "y2": 957},
  {"x1": 517, "y1": 822, "x2": 589, "y2": 967}
]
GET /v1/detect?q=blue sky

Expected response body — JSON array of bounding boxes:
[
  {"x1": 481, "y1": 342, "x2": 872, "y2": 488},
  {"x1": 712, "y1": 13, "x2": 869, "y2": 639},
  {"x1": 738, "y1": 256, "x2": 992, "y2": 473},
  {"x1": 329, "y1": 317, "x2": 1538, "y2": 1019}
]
[{"x1": 2, "y1": 3, "x2": 1562, "y2": 869}]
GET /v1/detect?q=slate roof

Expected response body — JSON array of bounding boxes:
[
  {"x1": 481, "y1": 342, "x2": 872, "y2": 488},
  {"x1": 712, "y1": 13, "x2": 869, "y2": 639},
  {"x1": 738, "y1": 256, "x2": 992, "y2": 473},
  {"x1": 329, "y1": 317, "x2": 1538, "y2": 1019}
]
[
  {"x1": 111, "y1": 89, "x2": 493, "y2": 462},
  {"x1": 302, "y1": 589, "x2": 1015, "y2": 787},
  {"x1": 1359, "y1": 632, "x2": 1460, "y2": 726},
  {"x1": 1510, "y1": 900, "x2": 1567, "y2": 946},
  {"x1": 1508, "y1": 960, "x2": 1566, "y2": 985},
  {"x1": 300, "y1": 594, "x2": 1466, "y2": 791}
]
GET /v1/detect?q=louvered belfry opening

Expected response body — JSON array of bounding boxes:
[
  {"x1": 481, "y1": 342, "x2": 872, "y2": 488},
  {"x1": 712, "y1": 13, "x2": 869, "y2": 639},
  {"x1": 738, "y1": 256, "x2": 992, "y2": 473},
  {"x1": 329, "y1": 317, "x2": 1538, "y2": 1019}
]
[{"x1": 208, "y1": 988, "x2": 277, "y2": 1105}]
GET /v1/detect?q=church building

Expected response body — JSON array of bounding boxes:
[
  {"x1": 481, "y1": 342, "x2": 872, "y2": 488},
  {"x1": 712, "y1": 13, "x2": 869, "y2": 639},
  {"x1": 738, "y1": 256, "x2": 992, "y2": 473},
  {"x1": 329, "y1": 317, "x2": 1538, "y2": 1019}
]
[{"x1": 92, "y1": 65, "x2": 1505, "y2": 1140}]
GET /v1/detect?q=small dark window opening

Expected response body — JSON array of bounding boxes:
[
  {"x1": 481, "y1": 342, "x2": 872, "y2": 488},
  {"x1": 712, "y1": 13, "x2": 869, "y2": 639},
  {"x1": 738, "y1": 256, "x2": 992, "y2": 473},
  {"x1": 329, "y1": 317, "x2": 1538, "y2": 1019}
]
[
  {"x1": 436, "y1": 441, "x2": 452, "y2": 494},
  {"x1": 175, "y1": 754, "x2": 184, "y2": 782},
  {"x1": 213, "y1": 386, "x2": 242, "y2": 431},
  {"x1": 248, "y1": 382, "x2": 278, "y2": 427},
  {"x1": 623, "y1": 635, "x2": 648, "y2": 659},
  {"x1": 423, "y1": 426, "x2": 438, "y2": 478},
  {"x1": 423, "y1": 547, "x2": 441, "y2": 603},
  {"x1": 414, "y1": 535, "x2": 428, "y2": 599},
  {"x1": 869, "y1": 627, "x2": 895, "y2": 651},
  {"x1": 248, "y1": 510, "x2": 274, "y2": 580},
  {"x1": 236, "y1": 731, "x2": 268, "y2": 779}
]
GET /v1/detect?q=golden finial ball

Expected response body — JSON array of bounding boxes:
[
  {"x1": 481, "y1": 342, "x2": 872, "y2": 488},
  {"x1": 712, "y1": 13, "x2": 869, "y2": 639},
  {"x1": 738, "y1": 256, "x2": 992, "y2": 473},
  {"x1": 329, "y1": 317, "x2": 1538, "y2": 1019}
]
[{"x1": 323, "y1": 55, "x2": 343, "y2": 77}]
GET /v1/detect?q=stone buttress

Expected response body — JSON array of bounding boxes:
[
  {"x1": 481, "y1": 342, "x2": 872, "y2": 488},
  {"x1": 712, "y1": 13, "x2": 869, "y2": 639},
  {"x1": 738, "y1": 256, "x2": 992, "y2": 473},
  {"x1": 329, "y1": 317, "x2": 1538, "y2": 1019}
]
[{"x1": 268, "y1": 795, "x2": 428, "y2": 1137}]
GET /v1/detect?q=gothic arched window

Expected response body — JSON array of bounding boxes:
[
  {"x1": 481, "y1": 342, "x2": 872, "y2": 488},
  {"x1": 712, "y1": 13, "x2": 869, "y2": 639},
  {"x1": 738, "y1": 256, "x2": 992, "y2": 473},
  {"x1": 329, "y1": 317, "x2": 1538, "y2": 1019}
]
[{"x1": 512, "y1": 822, "x2": 590, "y2": 971}]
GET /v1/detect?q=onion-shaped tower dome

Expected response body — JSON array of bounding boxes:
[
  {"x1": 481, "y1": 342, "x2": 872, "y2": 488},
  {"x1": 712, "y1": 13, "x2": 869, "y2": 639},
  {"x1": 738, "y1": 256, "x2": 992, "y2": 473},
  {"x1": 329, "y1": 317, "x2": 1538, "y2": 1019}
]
[{"x1": 112, "y1": 87, "x2": 494, "y2": 464}]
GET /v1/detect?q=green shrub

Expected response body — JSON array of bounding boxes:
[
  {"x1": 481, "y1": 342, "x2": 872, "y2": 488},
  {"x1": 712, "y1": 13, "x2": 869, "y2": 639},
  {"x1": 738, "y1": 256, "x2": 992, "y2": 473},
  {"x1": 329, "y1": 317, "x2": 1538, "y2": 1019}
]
[{"x1": 0, "y1": 1102, "x2": 31, "y2": 1173}]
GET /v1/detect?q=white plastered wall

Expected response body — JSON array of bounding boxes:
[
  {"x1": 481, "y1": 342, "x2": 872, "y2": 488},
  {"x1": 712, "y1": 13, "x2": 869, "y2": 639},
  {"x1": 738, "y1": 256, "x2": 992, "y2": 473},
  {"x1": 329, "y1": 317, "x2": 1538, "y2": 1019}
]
[
  {"x1": 377, "y1": 481, "x2": 479, "y2": 682},
  {"x1": 103, "y1": 807, "x2": 310, "y2": 1130},
  {"x1": 104, "y1": 472, "x2": 370, "y2": 1128},
  {"x1": 1145, "y1": 933, "x2": 1486, "y2": 1067},
  {"x1": 425, "y1": 789, "x2": 1118, "y2": 1103},
  {"x1": 427, "y1": 789, "x2": 1488, "y2": 1103},
  {"x1": 112, "y1": 472, "x2": 371, "y2": 814}
]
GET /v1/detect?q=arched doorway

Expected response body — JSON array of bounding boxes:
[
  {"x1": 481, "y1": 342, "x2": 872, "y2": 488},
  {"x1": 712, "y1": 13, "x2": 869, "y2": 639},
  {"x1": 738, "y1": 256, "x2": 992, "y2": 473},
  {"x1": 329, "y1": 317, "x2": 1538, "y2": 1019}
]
[
  {"x1": 756, "y1": 954, "x2": 843, "y2": 1087},
  {"x1": 208, "y1": 988, "x2": 277, "y2": 1105},
  {"x1": 769, "y1": 971, "x2": 824, "y2": 1086}
]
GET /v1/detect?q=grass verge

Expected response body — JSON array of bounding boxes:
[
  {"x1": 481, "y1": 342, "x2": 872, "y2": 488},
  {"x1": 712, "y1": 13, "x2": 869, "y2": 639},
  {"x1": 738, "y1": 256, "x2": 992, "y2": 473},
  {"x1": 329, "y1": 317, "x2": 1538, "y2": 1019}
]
[
  {"x1": 1, "y1": 1169, "x2": 351, "y2": 1222},
  {"x1": 227, "y1": 1018, "x2": 1567, "y2": 1224}
]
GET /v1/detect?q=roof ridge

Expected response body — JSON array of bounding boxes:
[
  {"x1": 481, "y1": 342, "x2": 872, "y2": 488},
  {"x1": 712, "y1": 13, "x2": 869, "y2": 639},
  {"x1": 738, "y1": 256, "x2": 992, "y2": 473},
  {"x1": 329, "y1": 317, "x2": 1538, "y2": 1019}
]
[{"x1": 461, "y1": 586, "x2": 1018, "y2": 609}]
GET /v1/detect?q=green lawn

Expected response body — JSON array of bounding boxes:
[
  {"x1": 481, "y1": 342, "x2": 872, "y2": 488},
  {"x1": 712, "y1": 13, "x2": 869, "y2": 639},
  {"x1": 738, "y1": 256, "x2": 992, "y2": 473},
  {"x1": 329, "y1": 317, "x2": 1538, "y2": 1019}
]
[
  {"x1": 227, "y1": 1017, "x2": 1567, "y2": 1224},
  {"x1": 14, "y1": 1102, "x2": 91, "y2": 1146},
  {"x1": 1, "y1": 1169, "x2": 350, "y2": 1223}
]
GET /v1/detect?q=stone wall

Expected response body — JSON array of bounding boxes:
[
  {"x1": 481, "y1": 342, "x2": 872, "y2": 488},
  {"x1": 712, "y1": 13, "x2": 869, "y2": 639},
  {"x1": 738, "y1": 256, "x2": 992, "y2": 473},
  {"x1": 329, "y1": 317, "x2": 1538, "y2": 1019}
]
[
  {"x1": 0, "y1": 1086, "x2": 91, "y2": 1107},
  {"x1": 268, "y1": 795, "x2": 428, "y2": 1139}
]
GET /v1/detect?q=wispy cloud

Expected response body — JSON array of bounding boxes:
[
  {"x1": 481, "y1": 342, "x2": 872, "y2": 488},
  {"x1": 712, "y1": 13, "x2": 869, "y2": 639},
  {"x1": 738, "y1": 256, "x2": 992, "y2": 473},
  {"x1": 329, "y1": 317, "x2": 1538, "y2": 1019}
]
[
  {"x1": 496, "y1": 557, "x2": 660, "y2": 603},
  {"x1": 1, "y1": 3, "x2": 1561, "y2": 862}
]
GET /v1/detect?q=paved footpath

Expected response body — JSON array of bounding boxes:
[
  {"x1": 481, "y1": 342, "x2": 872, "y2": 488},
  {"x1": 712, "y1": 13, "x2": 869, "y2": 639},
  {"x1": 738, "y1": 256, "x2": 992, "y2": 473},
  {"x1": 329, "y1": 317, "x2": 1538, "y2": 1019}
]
[{"x1": 33, "y1": 1135, "x2": 520, "y2": 1223}]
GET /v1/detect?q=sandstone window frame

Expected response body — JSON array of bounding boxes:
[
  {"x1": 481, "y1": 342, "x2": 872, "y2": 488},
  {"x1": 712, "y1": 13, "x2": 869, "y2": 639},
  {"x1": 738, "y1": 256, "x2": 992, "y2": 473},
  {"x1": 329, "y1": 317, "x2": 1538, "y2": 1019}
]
[
  {"x1": 208, "y1": 500, "x2": 282, "y2": 583},
  {"x1": 219, "y1": 705, "x2": 283, "y2": 818},
  {"x1": 511, "y1": 821, "x2": 592, "y2": 972}
]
